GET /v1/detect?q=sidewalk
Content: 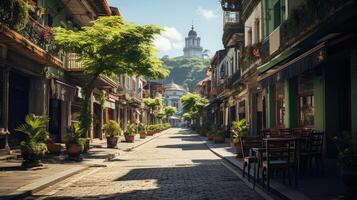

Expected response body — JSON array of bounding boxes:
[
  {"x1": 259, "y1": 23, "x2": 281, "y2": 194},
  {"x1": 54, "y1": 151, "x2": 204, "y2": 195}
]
[
  {"x1": 203, "y1": 136, "x2": 344, "y2": 200},
  {"x1": 0, "y1": 129, "x2": 169, "y2": 200}
]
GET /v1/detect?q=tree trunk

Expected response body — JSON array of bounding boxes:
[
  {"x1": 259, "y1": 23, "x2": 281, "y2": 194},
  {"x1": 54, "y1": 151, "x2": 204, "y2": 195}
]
[{"x1": 80, "y1": 72, "x2": 100, "y2": 138}]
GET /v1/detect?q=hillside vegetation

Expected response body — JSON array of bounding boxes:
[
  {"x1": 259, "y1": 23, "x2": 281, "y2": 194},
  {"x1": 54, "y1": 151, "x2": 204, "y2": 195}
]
[{"x1": 162, "y1": 56, "x2": 210, "y2": 91}]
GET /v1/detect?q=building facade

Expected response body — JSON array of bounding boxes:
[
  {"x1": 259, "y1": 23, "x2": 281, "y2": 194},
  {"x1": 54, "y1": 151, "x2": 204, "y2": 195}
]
[
  {"x1": 164, "y1": 82, "x2": 186, "y2": 114},
  {"x1": 200, "y1": 0, "x2": 357, "y2": 160},
  {"x1": 0, "y1": 0, "x2": 146, "y2": 153}
]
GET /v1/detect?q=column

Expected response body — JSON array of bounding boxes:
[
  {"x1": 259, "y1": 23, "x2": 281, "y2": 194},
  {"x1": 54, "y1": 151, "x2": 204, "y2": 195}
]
[
  {"x1": 2, "y1": 67, "x2": 10, "y2": 152},
  {"x1": 314, "y1": 73, "x2": 325, "y2": 131},
  {"x1": 284, "y1": 78, "x2": 298, "y2": 128},
  {"x1": 266, "y1": 84, "x2": 276, "y2": 128},
  {"x1": 351, "y1": 49, "x2": 357, "y2": 132}
]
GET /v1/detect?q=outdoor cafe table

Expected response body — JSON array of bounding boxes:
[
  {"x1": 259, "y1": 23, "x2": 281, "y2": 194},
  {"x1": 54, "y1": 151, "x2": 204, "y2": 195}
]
[{"x1": 251, "y1": 137, "x2": 301, "y2": 188}]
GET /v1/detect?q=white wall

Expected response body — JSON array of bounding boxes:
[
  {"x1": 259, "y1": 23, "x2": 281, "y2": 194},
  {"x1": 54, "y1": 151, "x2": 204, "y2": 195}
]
[{"x1": 244, "y1": 2, "x2": 262, "y2": 47}]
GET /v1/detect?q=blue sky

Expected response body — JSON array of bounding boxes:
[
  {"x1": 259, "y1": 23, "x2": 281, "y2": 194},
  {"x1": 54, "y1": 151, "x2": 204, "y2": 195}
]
[{"x1": 108, "y1": 0, "x2": 223, "y2": 58}]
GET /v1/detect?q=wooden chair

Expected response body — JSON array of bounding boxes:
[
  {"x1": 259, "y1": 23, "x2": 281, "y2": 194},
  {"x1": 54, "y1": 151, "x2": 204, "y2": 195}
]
[
  {"x1": 240, "y1": 136, "x2": 263, "y2": 181},
  {"x1": 262, "y1": 138, "x2": 298, "y2": 191},
  {"x1": 300, "y1": 131, "x2": 325, "y2": 174},
  {"x1": 260, "y1": 128, "x2": 280, "y2": 138}
]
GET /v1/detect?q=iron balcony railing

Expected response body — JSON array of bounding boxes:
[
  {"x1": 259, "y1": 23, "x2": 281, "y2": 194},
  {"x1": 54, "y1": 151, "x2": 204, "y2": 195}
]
[{"x1": 17, "y1": 17, "x2": 62, "y2": 59}]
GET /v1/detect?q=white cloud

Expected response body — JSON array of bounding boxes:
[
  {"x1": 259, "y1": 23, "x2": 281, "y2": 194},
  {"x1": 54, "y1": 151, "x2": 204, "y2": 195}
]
[
  {"x1": 154, "y1": 27, "x2": 184, "y2": 52},
  {"x1": 162, "y1": 27, "x2": 183, "y2": 41},
  {"x1": 196, "y1": 7, "x2": 217, "y2": 20},
  {"x1": 153, "y1": 35, "x2": 172, "y2": 52}
]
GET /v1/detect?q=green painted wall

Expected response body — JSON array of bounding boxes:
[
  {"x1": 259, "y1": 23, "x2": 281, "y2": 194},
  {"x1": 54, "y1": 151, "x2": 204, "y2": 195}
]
[
  {"x1": 284, "y1": 78, "x2": 298, "y2": 128},
  {"x1": 314, "y1": 73, "x2": 325, "y2": 131},
  {"x1": 351, "y1": 49, "x2": 357, "y2": 132},
  {"x1": 266, "y1": 85, "x2": 276, "y2": 128}
]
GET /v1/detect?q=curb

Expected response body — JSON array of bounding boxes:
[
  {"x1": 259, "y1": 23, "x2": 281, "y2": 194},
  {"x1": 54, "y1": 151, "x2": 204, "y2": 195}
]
[
  {"x1": 124, "y1": 128, "x2": 170, "y2": 152},
  {"x1": 5, "y1": 166, "x2": 89, "y2": 200}
]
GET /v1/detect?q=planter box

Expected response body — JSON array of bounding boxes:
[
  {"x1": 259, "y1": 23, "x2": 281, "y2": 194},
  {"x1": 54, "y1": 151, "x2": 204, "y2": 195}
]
[{"x1": 213, "y1": 135, "x2": 225, "y2": 143}]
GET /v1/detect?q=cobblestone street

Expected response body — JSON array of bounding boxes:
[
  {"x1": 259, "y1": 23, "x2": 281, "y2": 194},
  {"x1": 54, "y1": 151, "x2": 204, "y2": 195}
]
[{"x1": 29, "y1": 128, "x2": 263, "y2": 200}]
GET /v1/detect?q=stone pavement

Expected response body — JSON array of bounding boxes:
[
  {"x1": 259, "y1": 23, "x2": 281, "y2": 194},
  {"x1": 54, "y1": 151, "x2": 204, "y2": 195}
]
[
  {"x1": 0, "y1": 129, "x2": 169, "y2": 200},
  {"x1": 28, "y1": 128, "x2": 263, "y2": 200}
]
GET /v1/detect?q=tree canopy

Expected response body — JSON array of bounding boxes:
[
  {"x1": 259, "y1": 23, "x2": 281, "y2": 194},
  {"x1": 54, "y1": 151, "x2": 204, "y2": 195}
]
[
  {"x1": 180, "y1": 92, "x2": 208, "y2": 121},
  {"x1": 163, "y1": 106, "x2": 177, "y2": 118},
  {"x1": 53, "y1": 16, "x2": 169, "y2": 79}
]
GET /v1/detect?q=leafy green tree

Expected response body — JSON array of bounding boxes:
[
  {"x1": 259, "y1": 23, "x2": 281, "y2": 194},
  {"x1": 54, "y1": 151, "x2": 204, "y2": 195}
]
[
  {"x1": 163, "y1": 106, "x2": 177, "y2": 122},
  {"x1": 180, "y1": 92, "x2": 208, "y2": 122},
  {"x1": 53, "y1": 16, "x2": 169, "y2": 136},
  {"x1": 144, "y1": 97, "x2": 163, "y2": 124}
]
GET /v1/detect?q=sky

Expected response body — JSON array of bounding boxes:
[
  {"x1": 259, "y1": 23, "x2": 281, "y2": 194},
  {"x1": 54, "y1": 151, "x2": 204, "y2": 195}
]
[{"x1": 108, "y1": 0, "x2": 223, "y2": 58}]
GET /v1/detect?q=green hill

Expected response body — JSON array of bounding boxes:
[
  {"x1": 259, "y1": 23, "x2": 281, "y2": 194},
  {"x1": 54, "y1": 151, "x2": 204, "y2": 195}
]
[{"x1": 162, "y1": 56, "x2": 210, "y2": 91}]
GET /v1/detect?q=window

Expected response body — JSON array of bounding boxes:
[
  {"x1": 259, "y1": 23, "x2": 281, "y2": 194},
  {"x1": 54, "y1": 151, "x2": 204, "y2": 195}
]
[
  {"x1": 238, "y1": 101, "x2": 246, "y2": 120},
  {"x1": 298, "y1": 74, "x2": 314, "y2": 127},
  {"x1": 275, "y1": 82, "x2": 285, "y2": 128},
  {"x1": 247, "y1": 29, "x2": 252, "y2": 46}
]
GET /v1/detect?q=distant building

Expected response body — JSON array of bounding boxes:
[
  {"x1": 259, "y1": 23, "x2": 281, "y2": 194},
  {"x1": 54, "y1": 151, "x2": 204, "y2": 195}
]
[
  {"x1": 183, "y1": 25, "x2": 203, "y2": 57},
  {"x1": 164, "y1": 81, "x2": 186, "y2": 113}
]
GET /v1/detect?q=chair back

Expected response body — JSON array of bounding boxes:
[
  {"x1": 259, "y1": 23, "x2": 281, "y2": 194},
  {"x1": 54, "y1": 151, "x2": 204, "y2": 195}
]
[
  {"x1": 240, "y1": 136, "x2": 263, "y2": 158},
  {"x1": 309, "y1": 131, "x2": 324, "y2": 155},
  {"x1": 265, "y1": 139, "x2": 298, "y2": 167},
  {"x1": 261, "y1": 128, "x2": 280, "y2": 138},
  {"x1": 279, "y1": 128, "x2": 294, "y2": 137}
]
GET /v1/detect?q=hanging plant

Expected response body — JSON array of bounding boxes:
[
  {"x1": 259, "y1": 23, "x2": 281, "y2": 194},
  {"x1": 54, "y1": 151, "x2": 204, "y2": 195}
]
[{"x1": 0, "y1": 0, "x2": 29, "y2": 30}]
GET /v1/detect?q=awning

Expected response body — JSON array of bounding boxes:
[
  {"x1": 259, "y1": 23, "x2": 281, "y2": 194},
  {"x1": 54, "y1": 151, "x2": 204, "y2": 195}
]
[
  {"x1": 259, "y1": 42, "x2": 326, "y2": 87},
  {"x1": 258, "y1": 47, "x2": 301, "y2": 73},
  {"x1": 50, "y1": 79, "x2": 76, "y2": 102}
]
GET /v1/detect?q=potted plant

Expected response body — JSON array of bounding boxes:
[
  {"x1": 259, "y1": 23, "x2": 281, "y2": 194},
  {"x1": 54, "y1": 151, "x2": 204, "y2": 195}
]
[
  {"x1": 232, "y1": 119, "x2": 248, "y2": 157},
  {"x1": 207, "y1": 125, "x2": 216, "y2": 141},
  {"x1": 46, "y1": 138, "x2": 62, "y2": 155},
  {"x1": 146, "y1": 125, "x2": 154, "y2": 136},
  {"x1": 334, "y1": 132, "x2": 357, "y2": 199},
  {"x1": 15, "y1": 114, "x2": 49, "y2": 168},
  {"x1": 103, "y1": 120, "x2": 122, "y2": 148},
  {"x1": 65, "y1": 123, "x2": 84, "y2": 160},
  {"x1": 138, "y1": 123, "x2": 146, "y2": 139},
  {"x1": 213, "y1": 129, "x2": 226, "y2": 143},
  {"x1": 124, "y1": 122, "x2": 137, "y2": 143}
]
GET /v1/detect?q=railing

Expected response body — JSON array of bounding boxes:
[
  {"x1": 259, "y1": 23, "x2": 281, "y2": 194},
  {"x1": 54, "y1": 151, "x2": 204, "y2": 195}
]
[
  {"x1": 240, "y1": 43, "x2": 261, "y2": 74},
  {"x1": 17, "y1": 17, "x2": 60, "y2": 58},
  {"x1": 65, "y1": 53, "x2": 84, "y2": 71}
]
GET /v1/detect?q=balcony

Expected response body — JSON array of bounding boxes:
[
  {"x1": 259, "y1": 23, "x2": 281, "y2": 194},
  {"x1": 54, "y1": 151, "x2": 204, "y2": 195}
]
[
  {"x1": 260, "y1": 0, "x2": 352, "y2": 64},
  {"x1": 222, "y1": 11, "x2": 244, "y2": 47},
  {"x1": 65, "y1": 53, "x2": 84, "y2": 71},
  {"x1": 240, "y1": 43, "x2": 261, "y2": 75},
  {"x1": 228, "y1": 70, "x2": 241, "y2": 86},
  {"x1": 0, "y1": 16, "x2": 63, "y2": 67}
]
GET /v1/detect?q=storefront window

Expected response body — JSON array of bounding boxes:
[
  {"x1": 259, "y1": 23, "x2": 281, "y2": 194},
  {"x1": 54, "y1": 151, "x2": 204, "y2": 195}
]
[
  {"x1": 275, "y1": 82, "x2": 285, "y2": 128},
  {"x1": 298, "y1": 74, "x2": 314, "y2": 127}
]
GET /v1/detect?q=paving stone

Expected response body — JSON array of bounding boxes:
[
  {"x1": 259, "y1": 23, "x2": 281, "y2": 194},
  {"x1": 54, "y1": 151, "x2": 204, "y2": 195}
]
[{"x1": 31, "y1": 128, "x2": 263, "y2": 200}]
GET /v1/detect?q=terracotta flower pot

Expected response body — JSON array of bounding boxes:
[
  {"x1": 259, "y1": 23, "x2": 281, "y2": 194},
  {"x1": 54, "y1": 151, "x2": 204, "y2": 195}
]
[
  {"x1": 235, "y1": 143, "x2": 243, "y2": 158},
  {"x1": 107, "y1": 136, "x2": 119, "y2": 148},
  {"x1": 125, "y1": 134, "x2": 135, "y2": 143},
  {"x1": 66, "y1": 143, "x2": 83, "y2": 159},
  {"x1": 46, "y1": 142, "x2": 62, "y2": 155},
  {"x1": 200, "y1": 132, "x2": 207, "y2": 137},
  {"x1": 214, "y1": 135, "x2": 225, "y2": 143},
  {"x1": 140, "y1": 132, "x2": 146, "y2": 139},
  {"x1": 208, "y1": 134, "x2": 214, "y2": 141},
  {"x1": 147, "y1": 131, "x2": 154, "y2": 136}
]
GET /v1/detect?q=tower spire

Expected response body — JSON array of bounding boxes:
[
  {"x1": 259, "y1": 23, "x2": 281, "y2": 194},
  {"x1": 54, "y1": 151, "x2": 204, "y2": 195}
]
[{"x1": 191, "y1": 20, "x2": 194, "y2": 30}]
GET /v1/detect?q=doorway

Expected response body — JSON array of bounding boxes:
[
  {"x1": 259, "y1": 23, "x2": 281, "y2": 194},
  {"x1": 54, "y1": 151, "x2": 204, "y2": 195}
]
[{"x1": 8, "y1": 72, "x2": 29, "y2": 147}]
